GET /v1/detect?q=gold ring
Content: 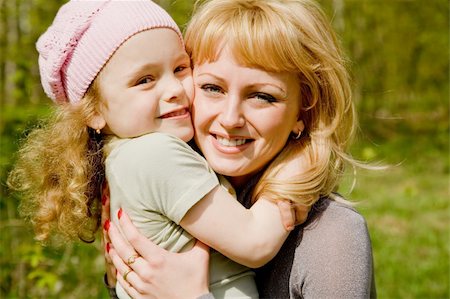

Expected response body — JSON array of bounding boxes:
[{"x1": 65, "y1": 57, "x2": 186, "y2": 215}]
[
  {"x1": 127, "y1": 253, "x2": 139, "y2": 265},
  {"x1": 123, "y1": 268, "x2": 132, "y2": 282}
]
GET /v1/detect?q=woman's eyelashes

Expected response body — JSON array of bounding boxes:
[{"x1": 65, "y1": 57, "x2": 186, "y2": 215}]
[
  {"x1": 250, "y1": 92, "x2": 277, "y2": 103},
  {"x1": 174, "y1": 65, "x2": 189, "y2": 73},
  {"x1": 200, "y1": 83, "x2": 223, "y2": 94},
  {"x1": 199, "y1": 83, "x2": 278, "y2": 103}
]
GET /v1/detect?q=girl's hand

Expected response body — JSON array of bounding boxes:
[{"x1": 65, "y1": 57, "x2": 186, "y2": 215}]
[
  {"x1": 273, "y1": 151, "x2": 313, "y2": 229},
  {"x1": 101, "y1": 181, "x2": 117, "y2": 288},
  {"x1": 107, "y1": 210, "x2": 210, "y2": 299},
  {"x1": 276, "y1": 199, "x2": 310, "y2": 231}
]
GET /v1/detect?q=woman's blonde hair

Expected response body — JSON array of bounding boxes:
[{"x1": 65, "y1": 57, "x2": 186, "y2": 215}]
[
  {"x1": 7, "y1": 82, "x2": 104, "y2": 243},
  {"x1": 186, "y1": 0, "x2": 358, "y2": 206}
]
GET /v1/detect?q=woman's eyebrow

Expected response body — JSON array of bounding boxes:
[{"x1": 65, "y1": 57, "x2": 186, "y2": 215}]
[
  {"x1": 248, "y1": 83, "x2": 287, "y2": 96},
  {"x1": 195, "y1": 72, "x2": 226, "y2": 83}
]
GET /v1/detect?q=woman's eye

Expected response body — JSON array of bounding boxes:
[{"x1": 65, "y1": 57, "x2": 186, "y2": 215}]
[
  {"x1": 136, "y1": 76, "x2": 154, "y2": 85},
  {"x1": 174, "y1": 65, "x2": 188, "y2": 73},
  {"x1": 252, "y1": 92, "x2": 277, "y2": 103},
  {"x1": 201, "y1": 84, "x2": 223, "y2": 94}
]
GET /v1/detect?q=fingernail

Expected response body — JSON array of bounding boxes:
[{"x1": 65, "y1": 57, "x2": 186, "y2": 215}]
[
  {"x1": 102, "y1": 180, "x2": 108, "y2": 191},
  {"x1": 103, "y1": 219, "x2": 110, "y2": 231},
  {"x1": 106, "y1": 242, "x2": 111, "y2": 253},
  {"x1": 101, "y1": 193, "x2": 108, "y2": 205},
  {"x1": 118, "y1": 208, "x2": 122, "y2": 219}
]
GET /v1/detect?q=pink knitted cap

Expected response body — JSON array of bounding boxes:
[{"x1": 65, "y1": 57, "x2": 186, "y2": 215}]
[{"x1": 37, "y1": 0, "x2": 183, "y2": 104}]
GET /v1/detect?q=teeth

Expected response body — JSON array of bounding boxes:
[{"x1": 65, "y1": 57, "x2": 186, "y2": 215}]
[
  {"x1": 217, "y1": 136, "x2": 247, "y2": 147},
  {"x1": 162, "y1": 109, "x2": 186, "y2": 118}
]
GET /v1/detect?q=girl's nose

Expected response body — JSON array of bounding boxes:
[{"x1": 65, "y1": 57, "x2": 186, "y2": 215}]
[{"x1": 161, "y1": 75, "x2": 185, "y2": 103}]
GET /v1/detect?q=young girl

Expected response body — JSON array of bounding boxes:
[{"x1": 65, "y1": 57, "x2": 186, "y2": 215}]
[{"x1": 8, "y1": 1, "x2": 305, "y2": 298}]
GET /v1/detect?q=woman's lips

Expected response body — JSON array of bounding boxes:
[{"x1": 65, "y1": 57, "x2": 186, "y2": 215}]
[{"x1": 211, "y1": 134, "x2": 253, "y2": 154}]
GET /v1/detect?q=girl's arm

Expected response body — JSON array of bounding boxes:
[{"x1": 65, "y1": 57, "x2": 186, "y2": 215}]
[
  {"x1": 179, "y1": 145, "x2": 311, "y2": 268},
  {"x1": 111, "y1": 134, "x2": 303, "y2": 268},
  {"x1": 181, "y1": 187, "x2": 290, "y2": 268}
]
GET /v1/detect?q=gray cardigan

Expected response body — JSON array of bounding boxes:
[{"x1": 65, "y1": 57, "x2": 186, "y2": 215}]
[{"x1": 255, "y1": 197, "x2": 376, "y2": 298}]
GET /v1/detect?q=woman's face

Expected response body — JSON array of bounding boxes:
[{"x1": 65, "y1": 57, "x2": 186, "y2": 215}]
[{"x1": 192, "y1": 47, "x2": 302, "y2": 188}]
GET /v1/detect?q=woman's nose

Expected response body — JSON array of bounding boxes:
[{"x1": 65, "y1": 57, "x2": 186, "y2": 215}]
[{"x1": 218, "y1": 95, "x2": 245, "y2": 128}]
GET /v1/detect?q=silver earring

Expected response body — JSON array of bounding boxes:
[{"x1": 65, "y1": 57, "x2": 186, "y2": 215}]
[
  {"x1": 293, "y1": 131, "x2": 302, "y2": 140},
  {"x1": 96, "y1": 129, "x2": 101, "y2": 134}
]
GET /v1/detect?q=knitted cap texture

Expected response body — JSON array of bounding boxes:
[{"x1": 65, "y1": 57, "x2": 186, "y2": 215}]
[{"x1": 37, "y1": 0, "x2": 183, "y2": 104}]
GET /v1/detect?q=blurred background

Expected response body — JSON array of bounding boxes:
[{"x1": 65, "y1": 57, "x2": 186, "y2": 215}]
[{"x1": 0, "y1": 0, "x2": 448, "y2": 298}]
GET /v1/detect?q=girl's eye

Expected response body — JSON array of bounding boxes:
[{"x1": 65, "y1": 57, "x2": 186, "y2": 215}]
[
  {"x1": 251, "y1": 92, "x2": 277, "y2": 103},
  {"x1": 201, "y1": 84, "x2": 223, "y2": 94},
  {"x1": 136, "y1": 76, "x2": 154, "y2": 85}
]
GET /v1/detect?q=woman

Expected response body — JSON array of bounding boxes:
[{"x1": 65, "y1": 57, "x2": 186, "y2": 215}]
[{"x1": 105, "y1": 0, "x2": 376, "y2": 297}]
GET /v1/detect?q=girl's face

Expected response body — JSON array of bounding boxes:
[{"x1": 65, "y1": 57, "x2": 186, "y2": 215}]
[
  {"x1": 96, "y1": 29, "x2": 194, "y2": 141},
  {"x1": 192, "y1": 47, "x2": 302, "y2": 188}
]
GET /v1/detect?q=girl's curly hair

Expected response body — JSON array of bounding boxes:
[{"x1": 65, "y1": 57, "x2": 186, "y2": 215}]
[{"x1": 8, "y1": 83, "x2": 104, "y2": 243}]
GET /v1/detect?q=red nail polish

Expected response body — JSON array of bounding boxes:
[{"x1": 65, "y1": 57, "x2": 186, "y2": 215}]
[
  {"x1": 101, "y1": 193, "x2": 108, "y2": 205},
  {"x1": 106, "y1": 242, "x2": 111, "y2": 253},
  {"x1": 103, "y1": 219, "x2": 110, "y2": 231},
  {"x1": 118, "y1": 208, "x2": 123, "y2": 219}
]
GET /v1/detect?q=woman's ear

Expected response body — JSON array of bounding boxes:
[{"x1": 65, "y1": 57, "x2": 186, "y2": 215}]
[
  {"x1": 87, "y1": 112, "x2": 106, "y2": 133},
  {"x1": 292, "y1": 119, "x2": 305, "y2": 135}
]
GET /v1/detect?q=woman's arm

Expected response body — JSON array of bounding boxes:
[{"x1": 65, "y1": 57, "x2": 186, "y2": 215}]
[{"x1": 107, "y1": 213, "x2": 211, "y2": 299}]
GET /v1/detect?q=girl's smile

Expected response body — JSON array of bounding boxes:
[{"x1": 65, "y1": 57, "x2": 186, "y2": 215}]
[{"x1": 95, "y1": 28, "x2": 194, "y2": 141}]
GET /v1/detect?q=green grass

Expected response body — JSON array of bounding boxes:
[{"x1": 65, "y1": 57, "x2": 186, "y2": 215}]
[
  {"x1": 339, "y1": 113, "x2": 449, "y2": 298},
  {"x1": 1, "y1": 104, "x2": 449, "y2": 298}
]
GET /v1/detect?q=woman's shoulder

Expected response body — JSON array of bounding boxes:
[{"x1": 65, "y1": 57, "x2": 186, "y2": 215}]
[
  {"x1": 308, "y1": 196, "x2": 368, "y2": 229},
  {"x1": 298, "y1": 196, "x2": 371, "y2": 251},
  {"x1": 291, "y1": 196, "x2": 375, "y2": 299}
]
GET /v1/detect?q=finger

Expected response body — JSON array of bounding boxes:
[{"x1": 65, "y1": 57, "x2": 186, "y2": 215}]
[
  {"x1": 276, "y1": 200, "x2": 295, "y2": 231},
  {"x1": 293, "y1": 203, "x2": 311, "y2": 225},
  {"x1": 108, "y1": 221, "x2": 140, "y2": 264},
  {"x1": 101, "y1": 181, "x2": 111, "y2": 225},
  {"x1": 110, "y1": 248, "x2": 142, "y2": 299},
  {"x1": 108, "y1": 221, "x2": 153, "y2": 278},
  {"x1": 118, "y1": 209, "x2": 166, "y2": 261},
  {"x1": 104, "y1": 241, "x2": 113, "y2": 264},
  {"x1": 105, "y1": 242, "x2": 117, "y2": 285},
  {"x1": 116, "y1": 272, "x2": 146, "y2": 299},
  {"x1": 105, "y1": 263, "x2": 117, "y2": 288},
  {"x1": 111, "y1": 247, "x2": 151, "y2": 299}
]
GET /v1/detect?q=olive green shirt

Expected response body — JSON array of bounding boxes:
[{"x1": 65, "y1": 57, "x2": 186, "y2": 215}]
[{"x1": 105, "y1": 133, "x2": 258, "y2": 299}]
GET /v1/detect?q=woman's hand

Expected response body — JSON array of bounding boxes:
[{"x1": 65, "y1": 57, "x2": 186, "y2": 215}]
[
  {"x1": 107, "y1": 210, "x2": 210, "y2": 299},
  {"x1": 101, "y1": 181, "x2": 117, "y2": 288}
]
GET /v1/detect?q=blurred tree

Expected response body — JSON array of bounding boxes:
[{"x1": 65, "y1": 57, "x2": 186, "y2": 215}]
[{"x1": 0, "y1": 1, "x2": 448, "y2": 297}]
